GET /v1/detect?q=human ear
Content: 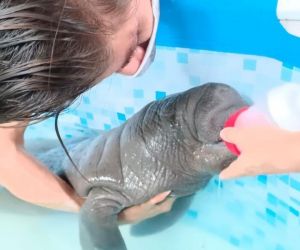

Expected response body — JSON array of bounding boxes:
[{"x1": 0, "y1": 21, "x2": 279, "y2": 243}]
[{"x1": 118, "y1": 46, "x2": 146, "y2": 75}]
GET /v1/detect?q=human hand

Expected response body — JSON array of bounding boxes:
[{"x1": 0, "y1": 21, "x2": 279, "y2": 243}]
[
  {"x1": 219, "y1": 125, "x2": 300, "y2": 180},
  {"x1": 117, "y1": 191, "x2": 176, "y2": 224}
]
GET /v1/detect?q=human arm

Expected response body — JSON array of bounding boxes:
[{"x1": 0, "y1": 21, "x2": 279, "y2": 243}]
[
  {"x1": 219, "y1": 125, "x2": 300, "y2": 179},
  {"x1": 0, "y1": 123, "x2": 84, "y2": 212},
  {"x1": 1, "y1": 145, "x2": 175, "y2": 216},
  {"x1": 0, "y1": 123, "x2": 175, "y2": 218}
]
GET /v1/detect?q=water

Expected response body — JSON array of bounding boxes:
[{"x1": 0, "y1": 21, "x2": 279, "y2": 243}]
[
  {"x1": 0, "y1": 188, "x2": 80, "y2": 250},
  {"x1": 0, "y1": 187, "x2": 237, "y2": 250},
  {"x1": 1, "y1": 173, "x2": 298, "y2": 250}
]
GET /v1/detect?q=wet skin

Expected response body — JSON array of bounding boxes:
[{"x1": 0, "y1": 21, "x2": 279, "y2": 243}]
[{"x1": 33, "y1": 83, "x2": 247, "y2": 250}]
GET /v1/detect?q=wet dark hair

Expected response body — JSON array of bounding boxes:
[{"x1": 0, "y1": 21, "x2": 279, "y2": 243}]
[{"x1": 0, "y1": 0, "x2": 129, "y2": 124}]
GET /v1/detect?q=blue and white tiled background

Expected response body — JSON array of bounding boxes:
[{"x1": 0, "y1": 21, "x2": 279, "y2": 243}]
[{"x1": 20, "y1": 47, "x2": 300, "y2": 250}]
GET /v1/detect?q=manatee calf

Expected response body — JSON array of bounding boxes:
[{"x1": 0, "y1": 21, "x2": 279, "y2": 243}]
[{"x1": 30, "y1": 83, "x2": 247, "y2": 250}]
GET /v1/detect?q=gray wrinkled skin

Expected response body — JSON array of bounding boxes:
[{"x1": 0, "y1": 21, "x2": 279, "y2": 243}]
[{"x1": 29, "y1": 83, "x2": 247, "y2": 250}]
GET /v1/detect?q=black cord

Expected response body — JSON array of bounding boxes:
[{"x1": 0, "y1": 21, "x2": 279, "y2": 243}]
[{"x1": 54, "y1": 111, "x2": 91, "y2": 183}]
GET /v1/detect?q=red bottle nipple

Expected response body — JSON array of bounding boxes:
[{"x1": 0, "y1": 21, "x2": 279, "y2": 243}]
[{"x1": 223, "y1": 107, "x2": 249, "y2": 156}]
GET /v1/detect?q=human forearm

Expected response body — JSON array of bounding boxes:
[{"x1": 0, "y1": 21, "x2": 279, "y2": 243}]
[
  {"x1": 280, "y1": 131, "x2": 300, "y2": 172},
  {"x1": 0, "y1": 147, "x2": 84, "y2": 212},
  {"x1": 1, "y1": 124, "x2": 176, "y2": 220},
  {"x1": 0, "y1": 122, "x2": 84, "y2": 212}
]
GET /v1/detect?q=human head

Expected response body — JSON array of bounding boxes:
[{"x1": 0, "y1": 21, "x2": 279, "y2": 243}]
[{"x1": 0, "y1": 0, "x2": 154, "y2": 124}]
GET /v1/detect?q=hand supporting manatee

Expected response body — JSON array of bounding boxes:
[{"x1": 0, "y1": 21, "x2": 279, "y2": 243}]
[{"x1": 118, "y1": 191, "x2": 175, "y2": 224}]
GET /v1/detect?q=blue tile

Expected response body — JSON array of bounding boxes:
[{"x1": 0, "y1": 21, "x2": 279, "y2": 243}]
[
  {"x1": 103, "y1": 124, "x2": 111, "y2": 131},
  {"x1": 278, "y1": 199, "x2": 289, "y2": 209},
  {"x1": 229, "y1": 236, "x2": 240, "y2": 247},
  {"x1": 257, "y1": 211, "x2": 275, "y2": 226},
  {"x1": 155, "y1": 91, "x2": 167, "y2": 100},
  {"x1": 124, "y1": 107, "x2": 134, "y2": 115},
  {"x1": 186, "y1": 209, "x2": 198, "y2": 219},
  {"x1": 289, "y1": 206, "x2": 299, "y2": 217},
  {"x1": 266, "y1": 208, "x2": 276, "y2": 218},
  {"x1": 265, "y1": 215, "x2": 276, "y2": 226},
  {"x1": 281, "y1": 67, "x2": 293, "y2": 82},
  {"x1": 80, "y1": 117, "x2": 88, "y2": 126},
  {"x1": 177, "y1": 52, "x2": 188, "y2": 64},
  {"x1": 243, "y1": 59, "x2": 257, "y2": 71},
  {"x1": 117, "y1": 113, "x2": 126, "y2": 121},
  {"x1": 290, "y1": 178, "x2": 300, "y2": 191},
  {"x1": 267, "y1": 193, "x2": 278, "y2": 206},
  {"x1": 279, "y1": 175, "x2": 290, "y2": 185},
  {"x1": 86, "y1": 112, "x2": 94, "y2": 120},
  {"x1": 133, "y1": 89, "x2": 144, "y2": 98},
  {"x1": 257, "y1": 175, "x2": 267, "y2": 184},
  {"x1": 82, "y1": 96, "x2": 90, "y2": 105}
]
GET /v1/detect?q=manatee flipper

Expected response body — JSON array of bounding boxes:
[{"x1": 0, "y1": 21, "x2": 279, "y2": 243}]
[{"x1": 80, "y1": 187, "x2": 126, "y2": 250}]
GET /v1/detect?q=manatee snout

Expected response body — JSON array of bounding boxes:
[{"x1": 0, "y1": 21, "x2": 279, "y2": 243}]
[
  {"x1": 190, "y1": 83, "x2": 248, "y2": 143},
  {"x1": 181, "y1": 83, "x2": 246, "y2": 174}
]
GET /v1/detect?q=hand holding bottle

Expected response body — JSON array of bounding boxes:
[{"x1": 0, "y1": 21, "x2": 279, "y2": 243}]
[
  {"x1": 220, "y1": 82, "x2": 300, "y2": 180},
  {"x1": 220, "y1": 125, "x2": 300, "y2": 179}
]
